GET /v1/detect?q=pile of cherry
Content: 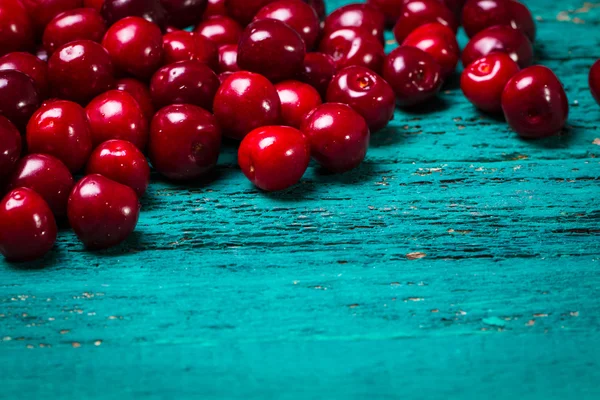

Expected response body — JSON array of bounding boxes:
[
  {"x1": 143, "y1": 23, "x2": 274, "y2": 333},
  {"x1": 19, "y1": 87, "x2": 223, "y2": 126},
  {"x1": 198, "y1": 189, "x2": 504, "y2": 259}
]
[{"x1": 0, "y1": 0, "x2": 599, "y2": 263}]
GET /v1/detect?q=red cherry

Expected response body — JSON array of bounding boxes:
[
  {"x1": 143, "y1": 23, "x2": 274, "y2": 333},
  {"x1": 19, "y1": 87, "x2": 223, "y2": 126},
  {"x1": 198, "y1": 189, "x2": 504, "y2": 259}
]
[
  {"x1": 502, "y1": 66, "x2": 568, "y2": 139},
  {"x1": 238, "y1": 125, "x2": 310, "y2": 191},
  {"x1": 383, "y1": 46, "x2": 443, "y2": 107},
  {"x1": 102, "y1": 16, "x2": 164, "y2": 80},
  {"x1": 26, "y1": 100, "x2": 93, "y2": 173},
  {"x1": 85, "y1": 90, "x2": 149, "y2": 150},
  {"x1": 589, "y1": 59, "x2": 600, "y2": 106},
  {"x1": 36, "y1": 46, "x2": 49, "y2": 62},
  {"x1": 7, "y1": 154, "x2": 74, "y2": 218},
  {"x1": 48, "y1": 39, "x2": 115, "y2": 104},
  {"x1": 462, "y1": 25, "x2": 533, "y2": 69},
  {"x1": 507, "y1": 1, "x2": 535, "y2": 43},
  {"x1": 161, "y1": 0, "x2": 207, "y2": 29},
  {"x1": 298, "y1": 52, "x2": 336, "y2": 99},
  {"x1": 84, "y1": 0, "x2": 104, "y2": 11},
  {"x1": 217, "y1": 44, "x2": 240, "y2": 73},
  {"x1": 300, "y1": 103, "x2": 369, "y2": 173},
  {"x1": 319, "y1": 27, "x2": 385, "y2": 74},
  {"x1": 461, "y1": 52, "x2": 519, "y2": 113},
  {"x1": 42, "y1": 8, "x2": 106, "y2": 55},
  {"x1": 393, "y1": 0, "x2": 458, "y2": 43},
  {"x1": 444, "y1": 0, "x2": 467, "y2": 17},
  {"x1": 203, "y1": 0, "x2": 227, "y2": 18},
  {"x1": 225, "y1": 0, "x2": 276, "y2": 26},
  {"x1": 402, "y1": 22, "x2": 459, "y2": 78},
  {"x1": 150, "y1": 60, "x2": 220, "y2": 111},
  {"x1": 86, "y1": 140, "x2": 150, "y2": 197},
  {"x1": 0, "y1": 116, "x2": 21, "y2": 185},
  {"x1": 303, "y1": 0, "x2": 325, "y2": 20},
  {"x1": 218, "y1": 71, "x2": 234, "y2": 83},
  {"x1": 0, "y1": 187, "x2": 57, "y2": 262},
  {"x1": 462, "y1": 0, "x2": 535, "y2": 41},
  {"x1": 367, "y1": 0, "x2": 404, "y2": 27},
  {"x1": 162, "y1": 30, "x2": 218, "y2": 69},
  {"x1": 0, "y1": 0, "x2": 35, "y2": 57},
  {"x1": 21, "y1": 0, "x2": 82, "y2": 33},
  {"x1": 149, "y1": 104, "x2": 221, "y2": 180},
  {"x1": 324, "y1": 3, "x2": 385, "y2": 44},
  {"x1": 115, "y1": 78, "x2": 154, "y2": 121},
  {"x1": 0, "y1": 52, "x2": 49, "y2": 99},
  {"x1": 101, "y1": 0, "x2": 166, "y2": 28},
  {"x1": 68, "y1": 174, "x2": 140, "y2": 250},
  {"x1": 0, "y1": 70, "x2": 41, "y2": 131},
  {"x1": 275, "y1": 80, "x2": 322, "y2": 128},
  {"x1": 238, "y1": 19, "x2": 306, "y2": 82},
  {"x1": 213, "y1": 71, "x2": 281, "y2": 139},
  {"x1": 194, "y1": 15, "x2": 242, "y2": 46}
]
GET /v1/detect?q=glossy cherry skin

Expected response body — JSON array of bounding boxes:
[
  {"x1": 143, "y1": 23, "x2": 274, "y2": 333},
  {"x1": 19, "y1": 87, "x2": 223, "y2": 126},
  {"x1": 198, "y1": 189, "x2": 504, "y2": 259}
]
[
  {"x1": 393, "y1": 0, "x2": 458, "y2": 43},
  {"x1": 194, "y1": 15, "x2": 242, "y2": 46},
  {"x1": 161, "y1": 0, "x2": 207, "y2": 28},
  {"x1": 0, "y1": 188, "x2": 57, "y2": 262},
  {"x1": 42, "y1": 8, "x2": 106, "y2": 54},
  {"x1": 254, "y1": 0, "x2": 321, "y2": 50},
  {"x1": 461, "y1": 52, "x2": 519, "y2": 113},
  {"x1": 7, "y1": 154, "x2": 74, "y2": 218},
  {"x1": 26, "y1": 100, "x2": 93, "y2": 173},
  {"x1": 0, "y1": 70, "x2": 41, "y2": 131},
  {"x1": 238, "y1": 19, "x2": 306, "y2": 82},
  {"x1": 85, "y1": 90, "x2": 149, "y2": 150},
  {"x1": 162, "y1": 30, "x2": 218, "y2": 69},
  {"x1": 326, "y1": 66, "x2": 395, "y2": 133},
  {"x1": 462, "y1": 0, "x2": 535, "y2": 42},
  {"x1": 383, "y1": 46, "x2": 443, "y2": 107},
  {"x1": 275, "y1": 80, "x2": 321, "y2": 128},
  {"x1": 324, "y1": 3, "x2": 385, "y2": 44},
  {"x1": 115, "y1": 78, "x2": 154, "y2": 121},
  {"x1": 84, "y1": 0, "x2": 104, "y2": 11},
  {"x1": 462, "y1": 25, "x2": 533, "y2": 69},
  {"x1": 319, "y1": 27, "x2": 385, "y2": 74},
  {"x1": 150, "y1": 60, "x2": 220, "y2": 111},
  {"x1": 0, "y1": 52, "x2": 49, "y2": 99},
  {"x1": 68, "y1": 174, "x2": 140, "y2": 250},
  {"x1": 300, "y1": 103, "x2": 369, "y2": 173},
  {"x1": 298, "y1": 52, "x2": 336, "y2": 99},
  {"x1": 502, "y1": 66, "x2": 568, "y2": 139},
  {"x1": 238, "y1": 125, "x2": 310, "y2": 191},
  {"x1": 21, "y1": 0, "x2": 82, "y2": 33},
  {"x1": 203, "y1": 0, "x2": 226, "y2": 18},
  {"x1": 48, "y1": 40, "x2": 115, "y2": 104},
  {"x1": 0, "y1": 116, "x2": 21, "y2": 185},
  {"x1": 149, "y1": 104, "x2": 221, "y2": 180},
  {"x1": 0, "y1": 0, "x2": 35, "y2": 57},
  {"x1": 589, "y1": 59, "x2": 600, "y2": 106},
  {"x1": 86, "y1": 140, "x2": 150, "y2": 197},
  {"x1": 213, "y1": 71, "x2": 282, "y2": 140},
  {"x1": 507, "y1": 1, "x2": 535, "y2": 43},
  {"x1": 101, "y1": 0, "x2": 166, "y2": 28},
  {"x1": 217, "y1": 44, "x2": 240, "y2": 73},
  {"x1": 225, "y1": 0, "x2": 276, "y2": 26},
  {"x1": 402, "y1": 22, "x2": 459, "y2": 79}
]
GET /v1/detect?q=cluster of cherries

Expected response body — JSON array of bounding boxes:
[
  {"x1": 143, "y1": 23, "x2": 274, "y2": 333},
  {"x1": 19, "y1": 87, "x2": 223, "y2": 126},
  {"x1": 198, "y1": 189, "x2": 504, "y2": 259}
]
[{"x1": 0, "y1": 0, "x2": 597, "y2": 263}]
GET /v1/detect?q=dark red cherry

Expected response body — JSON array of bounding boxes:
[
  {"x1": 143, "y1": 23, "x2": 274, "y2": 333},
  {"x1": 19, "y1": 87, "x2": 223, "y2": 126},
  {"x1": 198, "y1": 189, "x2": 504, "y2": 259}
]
[
  {"x1": 149, "y1": 104, "x2": 221, "y2": 180},
  {"x1": 203, "y1": 0, "x2": 226, "y2": 18},
  {"x1": 254, "y1": 0, "x2": 321, "y2": 50},
  {"x1": 213, "y1": 71, "x2": 281, "y2": 140},
  {"x1": 0, "y1": 52, "x2": 49, "y2": 98},
  {"x1": 35, "y1": 46, "x2": 49, "y2": 62},
  {"x1": 461, "y1": 52, "x2": 519, "y2": 113},
  {"x1": 0, "y1": 187, "x2": 57, "y2": 262},
  {"x1": 300, "y1": 102, "x2": 369, "y2": 173},
  {"x1": 502, "y1": 65, "x2": 568, "y2": 139},
  {"x1": 326, "y1": 65, "x2": 395, "y2": 132},
  {"x1": 48, "y1": 40, "x2": 115, "y2": 104},
  {"x1": 86, "y1": 139, "x2": 150, "y2": 197},
  {"x1": 318, "y1": 27, "x2": 385, "y2": 74},
  {"x1": 115, "y1": 78, "x2": 154, "y2": 121},
  {"x1": 507, "y1": 1, "x2": 535, "y2": 42},
  {"x1": 238, "y1": 125, "x2": 310, "y2": 191},
  {"x1": 161, "y1": 0, "x2": 207, "y2": 28},
  {"x1": 194, "y1": 15, "x2": 242, "y2": 46},
  {"x1": 462, "y1": 25, "x2": 533, "y2": 68},
  {"x1": 444, "y1": 0, "x2": 467, "y2": 17},
  {"x1": 589, "y1": 59, "x2": 600, "y2": 106},
  {"x1": 102, "y1": 16, "x2": 164, "y2": 80},
  {"x1": 238, "y1": 19, "x2": 306, "y2": 82},
  {"x1": 367, "y1": 0, "x2": 404, "y2": 27},
  {"x1": 462, "y1": 0, "x2": 535, "y2": 42},
  {"x1": 42, "y1": 8, "x2": 106, "y2": 54},
  {"x1": 324, "y1": 3, "x2": 385, "y2": 44},
  {"x1": 101, "y1": 0, "x2": 167, "y2": 28},
  {"x1": 0, "y1": 116, "x2": 21, "y2": 185},
  {"x1": 0, "y1": 70, "x2": 41, "y2": 131},
  {"x1": 0, "y1": 0, "x2": 35, "y2": 57},
  {"x1": 162, "y1": 30, "x2": 218, "y2": 69},
  {"x1": 383, "y1": 46, "x2": 443, "y2": 107},
  {"x1": 393, "y1": 0, "x2": 458, "y2": 43},
  {"x1": 225, "y1": 0, "x2": 276, "y2": 26},
  {"x1": 303, "y1": 0, "x2": 325, "y2": 20},
  {"x1": 217, "y1": 44, "x2": 240, "y2": 73},
  {"x1": 7, "y1": 154, "x2": 74, "y2": 218},
  {"x1": 298, "y1": 52, "x2": 336, "y2": 99},
  {"x1": 402, "y1": 22, "x2": 459, "y2": 78},
  {"x1": 275, "y1": 80, "x2": 321, "y2": 128},
  {"x1": 218, "y1": 71, "x2": 234, "y2": 83},
  {"x1": 84, "y1": 0, "x2": 104, "y2": 11},
  {"x1": 68, "y1": 174, "x2": 140, "y2": 250},
  {"x1": 85, "y1": 90, "x2": 149, "y2": 150},
  {"x1": 26, "y1": 100, "x2": 93, "y2": 172},
  {"x1": 21, "y1": 0, "x2": 82, "y2": 33},
  {"x1": 150, "y1": 60, "x2": 220, "y2": 111}
]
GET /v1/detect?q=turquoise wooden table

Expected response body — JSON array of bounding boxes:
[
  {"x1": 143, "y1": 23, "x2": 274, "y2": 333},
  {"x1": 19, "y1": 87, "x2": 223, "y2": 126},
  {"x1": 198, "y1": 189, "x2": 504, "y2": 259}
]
[{"x1": 2, "y1": 1, "x2": 600, "y2": 398}]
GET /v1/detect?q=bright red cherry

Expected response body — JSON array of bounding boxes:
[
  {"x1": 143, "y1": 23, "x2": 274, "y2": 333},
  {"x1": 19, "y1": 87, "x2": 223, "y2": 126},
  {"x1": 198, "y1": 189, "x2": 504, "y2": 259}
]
[
  {"x1": 150, "y1": 60, "x2": 220, "y2": 111},
  {"x1": 149, "y1": 104, "x2": 221, "y2": 180},
  {"x1": 502, "y1": 66, "x2": 568, "y2": 139},
  {"x1": 203, "y1": 0, "x2": 226, "y2": 18},
  {"x1": 254, "y1": 0, "x2": 321, "y2": 50},
  {"x1": 275, "y1": 80, "x2": 321, "y2": 128},
  {"x1": 48, "y1": 40, "x2": 115, "y2": 104},
  {"x1": 0, "y1": 52, "x2": 49, "y2": 99},
  {"x1": 319, "y1": 27, "x2": 385, "y2": 74},
  {"x1": 194, "y1": 15, "x2": 242, "y2": 46},
  {"x1": 86, "y1": 140, "x2": 150, "y2": 197},
  {"x1": 162, "y1": 30, "x2": 218, "y2": 69},
  {"x1": 7, "y1": 154, "x2": 74, "y2": 218},
  {"x1": 0, "y1": 116, "x2": 21, "y2": 185},
  {"x1": 462, "y1": 25, "x2": 533, "y2": 69},
  {"x1": 383, "y1": 46, "x2": 443, "y2": 107},
  {"x1": 101, "y1": 0, "x2": 167, "y2": 28},
  {"x1": 85, "y1": 90, "x2": 149, "y2": 150},
  {"x1": 300, "y1": 103, "x2": 369, "y2": 173},
  {"x1": 68, "y1": 174, "x2": 140, "y2": 250},
  {"x1": 324, "y1": 3, "x2": 385, "y2": 44},
  {"x1": 393, "y1": 0, "x2": 458, "y2": 43},
  {"x1": 217, "y1": 44, "x2": 240, "y2": 73},
  {"x1": 0, "y1": 188, "x2": 57, "y2": 262},
  {"x1": 0, "y1": 70, "x2": 41, "y2": 131},
  {"x1": 26, "y1": 100, "x2": 93, "y2": 173},
  {"x1": 326, "y1": 65, "x2": 395, "y2": 132},
  {"x1": 367, "y1": 0, "x2": 404, "y2": 27},
  {"x1": 238, "y1": 125, "x2": 310, "y2": 191},
  {"x1": 161, "y1": 0, "x2": 207, "y2": 28},
  {"x1": 225, "y1": 0, "x2": 276, "y2": 26},
  {"x1": 298, "y1": 52, "x2": 336, "y2": 99},
  {"x1": 589, "y1": 59, "x2": 600, "y2": 106},
  {"x1": 238, "y1": 19, "x2": 306, "y2": 82},
  {"x1": 84, "y1": 0, "x2": 103, "y2": 11},
  {"x1": 102, "y1": 16, "x2": 164, "y2": 80},
  {"x1": 0, "y1": 0, "x2": 35, "y2": 57},
  {"x1": 115, "y1": 78, "x2": 154, "y2": 121},
  {"x1": 461, "y1": 52, "x2": 519, "y2": 113},
  {"x1": 21, "y1": 0, "x2": 82, "y2": 33},
  {"x1": 213, "y1": 71, "x2": 282, "y2": 140},
  {"x1": 462, "y1": 0, "x2": 535, "y2": 41},
  {"x1": 402, "y1": 22, "x2": 459, "y2": 78},
  {"x1": 42, "y1": 8, "x2": 106, "y2": 54}
]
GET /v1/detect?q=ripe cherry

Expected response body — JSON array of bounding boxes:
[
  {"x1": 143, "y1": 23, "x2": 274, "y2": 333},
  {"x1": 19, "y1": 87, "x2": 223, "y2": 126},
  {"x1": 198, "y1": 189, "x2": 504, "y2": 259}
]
[
  {"x1": 319, "y1": 27, "x2": 385, "y2": 74},
  {"x1": 275, "y1": 80, "x2": 322, "y2": 128},
  {"x1": 393, "y1": 0, "x2": 458, "y2": 43},
  {"x1": 42, "y1": 8, "x2": 107, "y2": 55},
  {"x1": 402, "y1": 22, "x2": 459, "y2": 79},
  {"x1": 204, "y1": 0, "x2": 227, "y2": 18},
  {"x1": 367, "y1": 0, "x2": 404, "y2": 27},
  {"x1": 0, "y1": 70, "x2": 41, "y2": 131},
  {"x1": 462, "y1": 25, "x2": 533, "y2": 69},
  {"x1": 0, "y1": 52, "x2": 49, "y2": 99},
  {"x1": 589, "y1": 59, "x2": 600, "y2": 106},
  {"x1": 0, "y1": 116, "x2": 21, "y2": 185},
  {"x1": 84, "y1": 0, "x2": 104, "y2": 11},
  {"x1": 462, "y1": 0, "x2": 535, "y2": 42},
  {"x1": 162, "y1": 30, "x2": 218, "y2": 69},
  {"x1": 303, "y1": 0, "x2": 325, "y2": 20},
  {"x1": 161, "y1": 0, "x2": 207, "y2": 29},
  {"x1": 298, "y1": 52, "x2": 336, "y2": 99},
  {"x1": 21, "y1": 0, "x2": 82, "y2": 33},
  {"x1": 115, "y1": 78, "x2": 155, "y2": 121},
  {"x1": 101, "y1": 0, "x2": 167, "y2": 28},
  {"x1": 508, "y1": 1, "x2": 536, "y2": 43},
  {"x1": 217, "y1": 44, "x2": 240, "y2": 73},
  {"x1": 324, "y1": 3, "x2": 385, "y2": 44},
  {"x1": 0, "y1": 0, "x2": 35, "y2": 57},
  {"x1": 194, "y1": 15, "x2": 243, "y2": 46},
  {"x1": 225, "y1": 0, "x2": 276, "y2": 26}
]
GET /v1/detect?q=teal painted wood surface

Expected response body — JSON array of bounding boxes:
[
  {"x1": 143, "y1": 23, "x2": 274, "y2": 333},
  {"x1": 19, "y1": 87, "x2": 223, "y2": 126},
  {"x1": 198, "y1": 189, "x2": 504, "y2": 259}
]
[{"x1": 2, "y1": 1, "x2": 600, "y2": 399}]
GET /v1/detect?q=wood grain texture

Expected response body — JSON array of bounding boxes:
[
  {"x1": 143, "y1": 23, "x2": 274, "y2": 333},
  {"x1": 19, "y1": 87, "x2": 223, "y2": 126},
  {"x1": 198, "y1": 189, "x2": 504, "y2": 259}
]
[{"x1": 1, "y1": 1, "x2": 600, "y2": 399}]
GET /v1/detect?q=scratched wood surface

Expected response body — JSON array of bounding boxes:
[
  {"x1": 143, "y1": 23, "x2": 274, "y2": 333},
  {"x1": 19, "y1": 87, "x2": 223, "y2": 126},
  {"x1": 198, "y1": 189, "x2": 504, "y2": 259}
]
[{"x1": 2, "y1": 1, "x2": 600, "y2": 399}]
